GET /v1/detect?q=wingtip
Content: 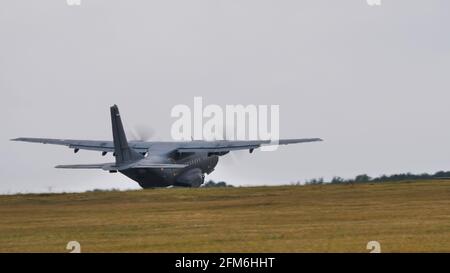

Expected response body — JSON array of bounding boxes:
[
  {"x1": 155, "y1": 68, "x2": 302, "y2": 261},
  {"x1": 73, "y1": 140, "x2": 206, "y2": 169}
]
[{"x1": 10, "y1": 138, "x2": 20, "y2": 141}]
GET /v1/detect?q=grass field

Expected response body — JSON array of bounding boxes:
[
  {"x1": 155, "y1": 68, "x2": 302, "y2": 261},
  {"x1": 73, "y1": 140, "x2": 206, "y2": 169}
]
[{"x1": 0, "y1": 180, "x2": 449, "y2": 252}]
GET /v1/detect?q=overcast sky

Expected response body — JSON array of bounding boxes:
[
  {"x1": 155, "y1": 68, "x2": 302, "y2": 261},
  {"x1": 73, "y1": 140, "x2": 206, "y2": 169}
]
[{"x1": 1, "y1": 0, "x2": 449, "y2": 193}]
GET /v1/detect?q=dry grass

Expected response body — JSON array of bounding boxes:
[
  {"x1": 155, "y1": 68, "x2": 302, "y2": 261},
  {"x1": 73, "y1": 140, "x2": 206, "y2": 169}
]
[{"x1": 0, "y1": 180, "x2": 449, "y2": 252}]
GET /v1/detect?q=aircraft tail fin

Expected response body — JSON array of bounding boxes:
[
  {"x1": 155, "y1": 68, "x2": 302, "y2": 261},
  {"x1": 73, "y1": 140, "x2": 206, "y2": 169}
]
[{"x1": 110, "y1": 105, "x2": 143, "y2": 164}]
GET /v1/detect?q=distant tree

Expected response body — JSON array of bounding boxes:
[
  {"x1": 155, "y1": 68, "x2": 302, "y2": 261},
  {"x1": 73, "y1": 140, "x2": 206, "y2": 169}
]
[
  {"x1": 202, "y1": 180, "x2": 233, "y2": 188},
  {"x1": 331, "y1": 176, "x2": 345, "y2": 184},
  {"x1": 354, "y1": 174, "x2": 371, "y2": 183},
  {"x1": 306, "y1": 177, "x2": 324, "y2": 185},
  {"x1": 372, "y1": 175, "x2": 388, "y2": 182},
  {"x1": 433, "y1": 171, "x2": 450, "y2": 178}
]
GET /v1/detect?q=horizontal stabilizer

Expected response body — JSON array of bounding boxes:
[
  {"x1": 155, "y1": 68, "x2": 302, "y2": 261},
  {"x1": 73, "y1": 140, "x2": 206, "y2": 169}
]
[
  {"x1": 55, "y1": 164, "x2": 111, "y2": 170},
  {"x1": 55, "y1": 162, "x2": 187, "y2": 170},
  {"x1": 130, "y1": 163, "x2": 188, "y2": 169}
]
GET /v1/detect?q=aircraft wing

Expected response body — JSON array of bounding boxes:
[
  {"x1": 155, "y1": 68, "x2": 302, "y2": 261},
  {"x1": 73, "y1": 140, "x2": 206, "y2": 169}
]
[
  {"x1": 11, "y1": 137, "x2": 149, "y2": 154},
  {"x1": 12, "y1": 137, "x2": 322, "y2": 155},
  {"x1": 175, "y1": 138, "x2": 323, "y2": 153}
]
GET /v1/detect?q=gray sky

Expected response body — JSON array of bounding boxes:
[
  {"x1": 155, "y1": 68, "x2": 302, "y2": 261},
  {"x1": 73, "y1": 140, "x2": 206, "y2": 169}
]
[{"x1": 1, "y1": 0, "x2": 450, "y2": 193}]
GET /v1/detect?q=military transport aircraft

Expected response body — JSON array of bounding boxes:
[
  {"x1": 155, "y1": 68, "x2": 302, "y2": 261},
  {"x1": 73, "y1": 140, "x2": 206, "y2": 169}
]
[{"x1": 11, "y1": 105, "x2": 322, "y2": 188}]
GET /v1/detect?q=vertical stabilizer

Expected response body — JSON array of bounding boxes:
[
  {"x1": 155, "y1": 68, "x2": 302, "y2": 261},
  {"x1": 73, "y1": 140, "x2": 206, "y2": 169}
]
[{"x1": 110, "y1": 105, "x2": 143, "y2": 164}]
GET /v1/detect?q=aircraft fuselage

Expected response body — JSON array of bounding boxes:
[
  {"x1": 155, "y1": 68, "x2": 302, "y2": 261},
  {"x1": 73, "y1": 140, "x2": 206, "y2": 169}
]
[{"x1": 120, "y1": 153, "x2": 219, "y2": 188}]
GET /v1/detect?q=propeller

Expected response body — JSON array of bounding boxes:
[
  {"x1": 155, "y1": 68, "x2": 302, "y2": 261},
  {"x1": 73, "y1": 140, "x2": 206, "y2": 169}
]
[
  {"x1": 217, "y1": 124, "x2": 247, "y2": 166},
  {"x1": 128, "y1": 125, "x2": 156, "y2": 141},
  {"x1": 221, "y1": 149, "x2": 247, "y2": 166}
]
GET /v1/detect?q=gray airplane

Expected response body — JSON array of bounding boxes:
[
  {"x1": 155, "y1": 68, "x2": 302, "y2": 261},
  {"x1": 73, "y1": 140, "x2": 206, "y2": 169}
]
[{"x1": 12, "y1": 105, "x2": 322, "y2": 188}]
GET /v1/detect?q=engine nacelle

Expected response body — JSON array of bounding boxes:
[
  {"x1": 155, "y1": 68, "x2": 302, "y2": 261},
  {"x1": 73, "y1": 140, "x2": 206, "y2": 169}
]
[{"x1": 175, "y1": 168, "x2": 204, "y2": 187}]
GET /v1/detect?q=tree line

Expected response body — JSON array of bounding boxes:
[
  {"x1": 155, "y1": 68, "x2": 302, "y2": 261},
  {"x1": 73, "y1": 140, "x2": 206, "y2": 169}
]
[
  {"x1": 302, "y1": 171, "x2": 450, "y2": 185},
  {"x1": 202, "y1": 171, "x2": 450, "y2": 187}
]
